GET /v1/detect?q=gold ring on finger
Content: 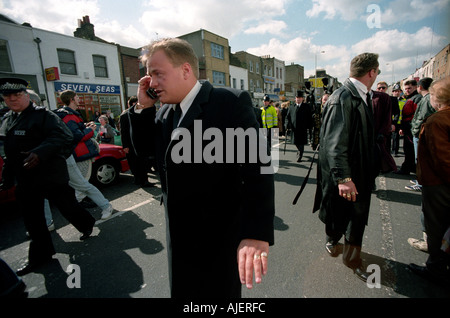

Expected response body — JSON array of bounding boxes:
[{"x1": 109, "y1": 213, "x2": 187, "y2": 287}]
[
  {"x1": 351, "y1": 192, "x2": 356, "y2": 195},
  {"x1": 261, "y1": 252, "x2": 268, "y2": 258},
  {"x1": 254, "y1": 254, "x2": 261, "y2": 260}
]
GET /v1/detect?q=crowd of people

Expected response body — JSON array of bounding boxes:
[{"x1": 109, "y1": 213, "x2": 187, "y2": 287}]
[{"x1": 0, "y1": 39, "x2": 448, "y2": 298}]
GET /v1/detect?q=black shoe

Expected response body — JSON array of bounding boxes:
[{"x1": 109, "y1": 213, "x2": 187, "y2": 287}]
[
  {"x1": 16, "y1": 258, "x2": 52, "y2": 276},
  {"x1": 354, "y1": 267, "x2": 369, "y2": 282},
  {"x1": 80, "y1": 227, "x2": 93, "y2": 240},
  {"x1": 325, "y1": 242, "x2": 338, "y2": 257},
  {"x1": 395, "y1": 169, "x2": 410, "y2": 175}
]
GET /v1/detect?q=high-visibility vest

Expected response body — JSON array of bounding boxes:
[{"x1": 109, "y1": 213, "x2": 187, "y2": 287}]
[
  {"x1": 261, "y1": 106, "x2": 278, "y2": 128},
  {"x1": 397, "y1": 97, "x2": 406, "y2": 124}
]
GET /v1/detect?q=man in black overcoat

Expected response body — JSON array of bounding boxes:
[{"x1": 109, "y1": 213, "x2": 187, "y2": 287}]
[
  {"x1": 120, "y1": 96, "x2": 156, "y2": 187},
  {"x1": 136, "y1": 38, "x2": 275, "y2": 298},
  {"x1": 285, "y1": 90, "x2": 312, "y2": 162}
]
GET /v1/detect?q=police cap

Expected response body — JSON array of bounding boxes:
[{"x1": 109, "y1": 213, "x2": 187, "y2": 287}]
[
  {"x1": 392, "y1": 83, "x2": 402, "y2": 91},
  {"x1": 0, "y1": 77, "x2": 29, "y2": 95}
]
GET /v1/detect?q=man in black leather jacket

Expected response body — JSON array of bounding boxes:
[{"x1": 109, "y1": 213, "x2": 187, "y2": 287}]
[{"x1": 313, "y1": 53, "x2": 380, "y2": 282}]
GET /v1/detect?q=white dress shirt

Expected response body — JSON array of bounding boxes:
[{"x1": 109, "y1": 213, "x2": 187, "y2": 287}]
[
  {"x1": 349, "y1": 77, "x2": 372, "y2": 106},
  {"x1": 173, "y1": 81, "x2": 202, "y2": 127}
]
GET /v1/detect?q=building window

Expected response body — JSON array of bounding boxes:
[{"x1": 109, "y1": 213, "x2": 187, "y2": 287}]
[
  {"x1": 240, "y1": 79, "x2": 244, "y2": 90},
  {"x1": 211, "y1": 43, "x2": 224, "y2": 60},
  {"x1": 249, "y1": 61, "x2": 253, "y2": 73},
  {"x1": 93, "y1": 55, "x2": 108, "y2": 78},
  {"x1": 232, "y1": 78, "x2": 237, "y2": 89},
  {"x1": 57, "y1": 49, "x2": 77, "y2": 75},
  {"x1": 256, "y1": 62, "x2": 260, "y2": 74},
  {"x1": 212, "y1": 71, "x2": 225, "y2": 86},
  {"x1": 0, "y1": 40, "x2": 13, "y2": 72}
]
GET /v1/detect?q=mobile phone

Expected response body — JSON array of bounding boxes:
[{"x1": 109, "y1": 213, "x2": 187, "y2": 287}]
[{"x1": 146, "y1": 87, "x2": 157, "y2": 99}]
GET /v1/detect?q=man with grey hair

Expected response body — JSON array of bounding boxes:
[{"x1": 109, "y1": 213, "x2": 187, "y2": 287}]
[
  {"x1": 0, "y1": 78, "x2": 95, "y2": 276},
  {"x1": 314, "y1": 53, "x2": 380, "y2": 282}
]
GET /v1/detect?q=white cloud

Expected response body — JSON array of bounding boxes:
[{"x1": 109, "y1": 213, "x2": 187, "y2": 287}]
[
  {"x1": 351, "y1": 27, "x2": 446, "y2": 60},
  {"x1": 306, "y1": 0, "x2": 373, "y2": 21},
  {"x1": 94, "y1": 20, "x2": 147, "y2": 47},
  {"x1": 139, "y1": 0, "x2": 290, "y2": 41},
  {"x1": 244, "y1": 20, "x2": 288, "y2": 36},
  {"x1": 1, "y1": 0, "x2": 100, "y2": 35}
]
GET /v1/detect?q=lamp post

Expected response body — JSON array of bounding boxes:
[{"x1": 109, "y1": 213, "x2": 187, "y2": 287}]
[
  {"x1": 34, "y1": 37, "x2": 50, "y2": 107},
  {"x1": 314, "y1": 50, "x2": 325, "y2": 103},
  {"x1": 386, "y1": 62, "x2": 395, "y2": 85}
]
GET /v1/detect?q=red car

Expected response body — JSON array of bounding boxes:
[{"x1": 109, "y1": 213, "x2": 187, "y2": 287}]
[
  {"x1": 90, "y1": 143, "x2": 130, "y2": 187},
  {"x1": 0, "y1": 144, "x2": 129, "y2": 204}
]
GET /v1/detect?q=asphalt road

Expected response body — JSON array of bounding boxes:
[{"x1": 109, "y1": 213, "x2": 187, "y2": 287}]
[{"x1": 1, "y1": 138, "x2": 449, "y2": 304}]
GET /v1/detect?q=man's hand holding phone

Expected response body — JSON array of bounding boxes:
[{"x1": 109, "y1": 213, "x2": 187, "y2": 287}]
[{"x1": 137, "y1": 76, "x2": 158, "y2": 108}]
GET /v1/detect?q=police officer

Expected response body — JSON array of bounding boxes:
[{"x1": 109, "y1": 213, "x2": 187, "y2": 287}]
[
  {"x1": 0, "y1": 78, "x2": 96, "y2": 276},
  {"x1": 261, "y1": 95, "x2": 278, "y2": 154},
  {"x1": 391, "y1": 83, "x2": 405, "y2": 157}
]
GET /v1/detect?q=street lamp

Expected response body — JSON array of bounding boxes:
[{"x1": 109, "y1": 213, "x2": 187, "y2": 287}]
[
  {"x1": 386, "y1": 62, "x2": 395, "y2": 85},
  {"x1": 315, "y1": 50, "x2": 325, "y2": 103}
]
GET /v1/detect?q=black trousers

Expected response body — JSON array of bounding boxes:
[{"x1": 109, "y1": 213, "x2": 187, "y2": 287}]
[
  {"x1": 400, "y1": 126, "x2": 416, "y2": 172},
  {"x1": 16, "y1": 182, "x2": 95, "y2": 264},
  {"x1": 391, "y1": 124, "x2": 401, "y2": 154},
  {"x1": 422, "y1": 184, "x2": 450, "y2": 277},
  {"x1": 126, "y1": 152, "x2": 152, "y2": 185},
  {"x1": 325, "y1": 200, "x2": 369, "y2": 269},
  {"x1": 295, "y1": 144, "x2": 305, "y2": 160}
]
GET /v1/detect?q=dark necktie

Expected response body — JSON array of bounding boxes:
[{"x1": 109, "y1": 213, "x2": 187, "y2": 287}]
[
  {"x1": 366, "y1": 93, "x2": 373, "y2": 115},
  {"x1": 173, "y1": 104, "x2": 182, "y2": 130}
]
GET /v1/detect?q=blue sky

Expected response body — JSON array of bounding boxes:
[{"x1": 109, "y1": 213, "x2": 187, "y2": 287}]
[{"x1": 1, "y1": 0, "x2": 449, "y2": 86}]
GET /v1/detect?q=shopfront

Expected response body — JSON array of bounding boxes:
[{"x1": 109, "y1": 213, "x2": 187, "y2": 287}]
[{"x1": 54, "y1": 81, "x2": 122, "y2": 122}]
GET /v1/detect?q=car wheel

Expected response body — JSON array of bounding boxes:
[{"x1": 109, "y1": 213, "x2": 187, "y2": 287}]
[{"x1": 90, "y1": 159, "x2": 119, "y2": 187}]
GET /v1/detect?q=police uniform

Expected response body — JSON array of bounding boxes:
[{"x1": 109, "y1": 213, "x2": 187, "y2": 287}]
[
  {"x1": 0, "y1": 78, "x2": 95, "y2": 276},
  {"x1": 261, "y1": 95, "x2": 278, "y2": 154}
]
